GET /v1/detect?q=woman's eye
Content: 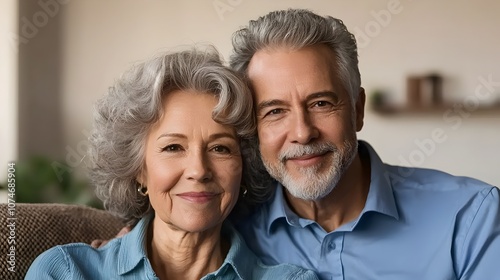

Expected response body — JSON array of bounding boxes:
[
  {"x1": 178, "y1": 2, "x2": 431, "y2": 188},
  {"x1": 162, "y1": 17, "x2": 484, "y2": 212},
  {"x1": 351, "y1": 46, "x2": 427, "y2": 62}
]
[
  {"x1": 211, "y1": 145, "x2": 231, "y2": 154},
  {"x1": 162, "y1": 144, "x2": 182, "y2": 152}
]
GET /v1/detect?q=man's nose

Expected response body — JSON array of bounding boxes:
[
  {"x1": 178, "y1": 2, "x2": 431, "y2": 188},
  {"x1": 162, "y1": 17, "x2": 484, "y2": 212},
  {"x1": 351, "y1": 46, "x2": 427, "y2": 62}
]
[{"x1": 289, "y1": 110, "x2": 319, "y2": 145}]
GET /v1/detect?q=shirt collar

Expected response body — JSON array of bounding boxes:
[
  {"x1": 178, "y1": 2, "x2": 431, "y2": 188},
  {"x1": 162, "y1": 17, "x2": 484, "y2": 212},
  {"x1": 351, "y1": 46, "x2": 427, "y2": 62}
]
[
  {"x1": 265, "y1": 140, "x2": 399, "y2": 233},
  {"x1": 210, "y1": 222, "x2": 257, "y2": 279},
  {"x1": 359, "y1": 140, "x2": 399, "y2": 220},
  {"x1": 117, "y1": 214, "x2": 152, "y2": 275},
  {"x1": 266, "y1": 183, "x2": 295, "y2": 234}
]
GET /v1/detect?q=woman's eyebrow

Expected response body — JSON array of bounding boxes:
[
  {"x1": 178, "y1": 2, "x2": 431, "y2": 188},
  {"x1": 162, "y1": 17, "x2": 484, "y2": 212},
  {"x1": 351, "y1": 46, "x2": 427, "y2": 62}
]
[
  {"x1": 156, "y1": 133, "x2": 186, "y2": 140},
  {"x1": 209, "y1": 132, "x2": 238, "y2": 141},
  {"x1": 156, "y1": 132, "x2": 237, "y2": 141}
]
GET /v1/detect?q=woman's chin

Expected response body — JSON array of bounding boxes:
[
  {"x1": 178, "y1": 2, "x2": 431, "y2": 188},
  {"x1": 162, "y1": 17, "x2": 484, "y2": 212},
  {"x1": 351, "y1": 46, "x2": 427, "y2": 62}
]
[{"x1": 166, "y1": 215, "x2": 224, "y2": 233}]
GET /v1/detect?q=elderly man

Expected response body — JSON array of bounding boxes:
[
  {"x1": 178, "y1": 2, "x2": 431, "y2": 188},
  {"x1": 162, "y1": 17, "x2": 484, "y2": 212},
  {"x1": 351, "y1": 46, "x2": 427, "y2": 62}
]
[{"x1": 230, "y1": 9, "x2": 500, "y2": 280}]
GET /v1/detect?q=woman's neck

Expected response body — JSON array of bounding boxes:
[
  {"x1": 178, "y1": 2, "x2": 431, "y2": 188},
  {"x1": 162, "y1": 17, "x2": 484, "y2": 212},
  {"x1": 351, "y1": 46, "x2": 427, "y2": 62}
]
[{"x1": 147, "y1": 216, "x2": 229, "y2": 280}]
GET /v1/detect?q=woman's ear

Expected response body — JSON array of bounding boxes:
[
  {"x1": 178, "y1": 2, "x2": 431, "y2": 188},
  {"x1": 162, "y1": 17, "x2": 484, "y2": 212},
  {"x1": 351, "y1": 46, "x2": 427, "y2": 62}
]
[{"x1": 136, "y1": 169, "x2": 146, "y2": 186}]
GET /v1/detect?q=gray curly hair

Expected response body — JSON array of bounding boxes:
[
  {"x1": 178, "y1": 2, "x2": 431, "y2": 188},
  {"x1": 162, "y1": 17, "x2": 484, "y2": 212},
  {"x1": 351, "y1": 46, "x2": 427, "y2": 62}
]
[
  {"x1": 88, "y1": 46, "x2": 256, "y2": 222},
  {"x1": 229, "y1": 9, "x2": 362, "y2": 204}
]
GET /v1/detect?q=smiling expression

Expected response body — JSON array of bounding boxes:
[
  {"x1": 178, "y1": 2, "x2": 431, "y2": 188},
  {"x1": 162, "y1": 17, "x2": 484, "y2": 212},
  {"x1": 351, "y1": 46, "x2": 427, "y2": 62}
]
[
  {"x1": 247, "y1": 45, "x2": 363, "y2": 200},
  {"x1": 140, "y1": 90, "x2": 242, "y2": 232}
]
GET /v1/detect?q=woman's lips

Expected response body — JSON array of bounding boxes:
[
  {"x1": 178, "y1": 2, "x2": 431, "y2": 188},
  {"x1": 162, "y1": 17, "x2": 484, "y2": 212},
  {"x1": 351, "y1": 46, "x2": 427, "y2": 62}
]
[{"x1": 176, "y1": 192, "x2": 220, "y2": 203}]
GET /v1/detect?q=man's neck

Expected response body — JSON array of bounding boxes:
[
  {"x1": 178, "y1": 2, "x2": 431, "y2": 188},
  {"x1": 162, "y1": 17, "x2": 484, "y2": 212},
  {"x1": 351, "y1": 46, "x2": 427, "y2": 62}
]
[{"x1": 284, "y1": 152, "x2": 371, "y2": 232}]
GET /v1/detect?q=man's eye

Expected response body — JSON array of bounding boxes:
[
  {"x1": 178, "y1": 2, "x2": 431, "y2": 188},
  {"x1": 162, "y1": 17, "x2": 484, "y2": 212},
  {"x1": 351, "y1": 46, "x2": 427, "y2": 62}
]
[
  {"x1": 265, "y1": 108, "x2": 283, "y2": 116},
  {"x1": 314, "y1": 101, "x2": 330, "y2": 107}
]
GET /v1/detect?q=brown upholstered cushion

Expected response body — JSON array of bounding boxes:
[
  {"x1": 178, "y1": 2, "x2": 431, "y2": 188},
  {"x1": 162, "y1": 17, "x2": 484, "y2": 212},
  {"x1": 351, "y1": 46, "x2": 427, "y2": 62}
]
[{"x1": 0, "y1": 203, "x2": 125, "y2": 280}]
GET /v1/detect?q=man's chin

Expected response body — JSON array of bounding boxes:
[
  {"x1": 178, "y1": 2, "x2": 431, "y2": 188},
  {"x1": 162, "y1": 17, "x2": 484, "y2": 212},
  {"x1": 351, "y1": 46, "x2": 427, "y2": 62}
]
[
  {"x1": 283, "y1": 183, "x2": 335, "y2": 201},
  {"x1": 264, "y1": 162, "x2": 337, "y2": 199},
  {"x1": 280, "y1": 173, "x2": 338, "y2": 201}
]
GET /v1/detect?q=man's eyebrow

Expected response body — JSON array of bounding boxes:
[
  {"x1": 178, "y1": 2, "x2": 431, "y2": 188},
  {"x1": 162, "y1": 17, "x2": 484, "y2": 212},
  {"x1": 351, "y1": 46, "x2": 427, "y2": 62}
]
[
  {"x1": 256, "y1": 99, "x2": 287, "y2": 114},
  {"x1": 256, "y1": 91, "x2": 340, "y2": 115},
  {"x1": 306, "y1": 91, "x2": 339, "y2": 102}
]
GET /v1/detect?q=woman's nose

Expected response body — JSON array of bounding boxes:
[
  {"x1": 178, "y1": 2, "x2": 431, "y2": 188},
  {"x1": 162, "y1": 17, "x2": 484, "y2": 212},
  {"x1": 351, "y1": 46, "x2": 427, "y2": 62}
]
[{"x1": 185, "y1": 151, "x2": 212, "y2": 182}]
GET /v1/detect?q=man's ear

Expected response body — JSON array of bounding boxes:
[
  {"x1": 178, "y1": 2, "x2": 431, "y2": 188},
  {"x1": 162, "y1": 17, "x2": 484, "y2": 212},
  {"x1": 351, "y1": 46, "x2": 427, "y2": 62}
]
[{"x1": 355, "y1": 88, "x2": 366, "y2": 132}]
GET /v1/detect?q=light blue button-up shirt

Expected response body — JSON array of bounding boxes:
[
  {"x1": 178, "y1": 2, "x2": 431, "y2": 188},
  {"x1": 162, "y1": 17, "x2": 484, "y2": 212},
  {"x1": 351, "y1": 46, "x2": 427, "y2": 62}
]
[
  {"x1": 26, "y1": 214, "x2": 318, "y2": 280},
  {"x1": 235, "y1": 141, "x2": 500, "y2": 280}
]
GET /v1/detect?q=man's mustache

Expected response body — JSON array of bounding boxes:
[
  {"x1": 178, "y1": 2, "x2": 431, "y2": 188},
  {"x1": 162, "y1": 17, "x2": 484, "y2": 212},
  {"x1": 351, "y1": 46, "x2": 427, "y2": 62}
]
[{"x1": 279, "y1": 142, "x2": 337, "y2": 162}]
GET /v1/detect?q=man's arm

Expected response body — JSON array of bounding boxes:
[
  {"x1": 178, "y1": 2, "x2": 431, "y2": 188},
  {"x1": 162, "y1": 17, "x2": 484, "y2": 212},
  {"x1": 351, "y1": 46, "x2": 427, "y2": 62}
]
[
  {"x1": 455, "y1": 187, "x2": 500, "y2": 278},
  {"x1": 90, "y1": 225, "x2": 132, "y2": 248}
]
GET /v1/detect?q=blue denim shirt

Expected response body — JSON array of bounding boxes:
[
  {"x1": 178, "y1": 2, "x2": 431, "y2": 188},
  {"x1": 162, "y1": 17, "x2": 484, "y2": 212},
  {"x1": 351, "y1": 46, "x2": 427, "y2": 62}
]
[
  {"x1": 26, "y1": 214, "x2": 318, "y2": 280},
  {"x1": 235, "y1": 141, "x2": 500, "y2": 280}
]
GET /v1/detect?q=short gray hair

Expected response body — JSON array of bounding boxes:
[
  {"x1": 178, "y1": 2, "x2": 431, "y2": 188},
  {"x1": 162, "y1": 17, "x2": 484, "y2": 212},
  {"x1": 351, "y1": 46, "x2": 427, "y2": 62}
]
[
  {"x1": 230, "y1": 9, "x2": 361, "y2": 101},
  {"x1": 88, "y1": 46, "x2": 255, "y2": 222}
]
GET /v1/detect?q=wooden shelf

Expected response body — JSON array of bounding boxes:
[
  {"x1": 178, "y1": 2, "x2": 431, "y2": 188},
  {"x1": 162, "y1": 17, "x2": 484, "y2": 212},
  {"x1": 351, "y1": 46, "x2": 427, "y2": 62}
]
[{"x1": 371, "y1": 103, "x2": 500, "y2": 116}]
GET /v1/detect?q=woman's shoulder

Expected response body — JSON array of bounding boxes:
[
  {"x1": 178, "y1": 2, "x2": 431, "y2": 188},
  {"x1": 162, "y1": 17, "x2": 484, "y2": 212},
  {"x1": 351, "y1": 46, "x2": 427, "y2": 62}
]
[
  {"x1": 25, "y1": 240, "x2": 123, "y2": 279},
  {"x1": 24, "y1": 244, "x2": 74, "y2": 279},
  {"x1": 25, "y1": 215, "x2": 154, "y2": 279}
]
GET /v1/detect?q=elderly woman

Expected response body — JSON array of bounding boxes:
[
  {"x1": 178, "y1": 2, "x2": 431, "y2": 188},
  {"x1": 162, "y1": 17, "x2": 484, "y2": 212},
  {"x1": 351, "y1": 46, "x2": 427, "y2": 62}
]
[{"x1": 25, "y1": 47, "x2": 318, "y2": 280}]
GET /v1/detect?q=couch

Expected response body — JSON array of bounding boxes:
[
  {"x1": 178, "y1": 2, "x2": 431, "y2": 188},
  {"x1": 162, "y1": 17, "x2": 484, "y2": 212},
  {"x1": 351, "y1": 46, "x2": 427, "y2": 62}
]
[{"x1": 0, "y1": 203, "x2": 125, "y2": 280}]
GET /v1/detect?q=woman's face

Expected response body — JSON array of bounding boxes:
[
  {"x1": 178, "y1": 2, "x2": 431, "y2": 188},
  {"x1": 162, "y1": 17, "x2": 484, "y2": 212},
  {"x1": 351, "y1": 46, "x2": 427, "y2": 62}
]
[{"x1": 141, "y1": 90, "x2": 242, "y2": 233}]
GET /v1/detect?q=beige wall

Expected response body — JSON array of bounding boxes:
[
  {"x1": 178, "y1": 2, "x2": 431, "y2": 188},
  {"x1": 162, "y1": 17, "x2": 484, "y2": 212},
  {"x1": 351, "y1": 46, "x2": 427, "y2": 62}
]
[
  {"x1": 13, "y1": 0, "x2": 500, "y2": 185},
  {"x1": 18, "y1": 0, "x2": 66, "y2": 162},
  {"x1": 0, "y1": 0, "x2": 18, "y2": 182}
]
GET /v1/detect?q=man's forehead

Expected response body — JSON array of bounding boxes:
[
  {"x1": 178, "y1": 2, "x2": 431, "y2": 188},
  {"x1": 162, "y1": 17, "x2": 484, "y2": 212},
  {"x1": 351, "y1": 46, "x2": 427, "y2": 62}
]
[
  {"x1": 247, "y1": 46, "x2": 341, "y2": 101},
  {"x1": 248, "y1": 45, "x2": 337, "y2": 79}
]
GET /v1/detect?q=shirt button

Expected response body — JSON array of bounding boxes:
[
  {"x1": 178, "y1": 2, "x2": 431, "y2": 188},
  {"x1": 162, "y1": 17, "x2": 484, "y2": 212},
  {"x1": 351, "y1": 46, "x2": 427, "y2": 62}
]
[{"x1": 329, "y1": 242, "x2": 336, "y2": 250}]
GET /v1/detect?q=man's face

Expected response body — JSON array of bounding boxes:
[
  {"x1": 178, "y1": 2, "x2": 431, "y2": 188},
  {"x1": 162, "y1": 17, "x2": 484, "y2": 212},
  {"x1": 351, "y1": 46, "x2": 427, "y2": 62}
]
[{"x1": 247, "y1": 45, "x2": 364, "y2": 200}]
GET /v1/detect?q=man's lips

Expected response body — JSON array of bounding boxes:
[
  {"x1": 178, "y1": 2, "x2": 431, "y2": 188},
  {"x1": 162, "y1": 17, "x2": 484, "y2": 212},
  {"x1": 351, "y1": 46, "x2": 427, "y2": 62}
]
[
  {"x1": 176, "y1": 192, "x2": 220, "y2": 203},
  {"x1": 287, "y1": 152, "x2": 329, "y2": 167}
]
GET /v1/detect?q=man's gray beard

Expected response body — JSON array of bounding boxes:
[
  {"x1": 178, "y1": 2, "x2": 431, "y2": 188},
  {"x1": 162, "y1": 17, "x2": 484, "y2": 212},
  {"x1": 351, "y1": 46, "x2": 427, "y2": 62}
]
[{"x1": 262, "y1": 139, "x2": 358, "y2": 201}]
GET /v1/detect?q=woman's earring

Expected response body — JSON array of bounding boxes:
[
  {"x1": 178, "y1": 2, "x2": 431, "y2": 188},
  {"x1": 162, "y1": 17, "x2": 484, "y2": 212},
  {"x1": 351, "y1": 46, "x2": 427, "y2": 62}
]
[
  {"x1": 243, "y1": 188, "x2": 248, "y2": 197},
  {"x1": 137, "y1": 185, "x2": 148, "y2": 196}
]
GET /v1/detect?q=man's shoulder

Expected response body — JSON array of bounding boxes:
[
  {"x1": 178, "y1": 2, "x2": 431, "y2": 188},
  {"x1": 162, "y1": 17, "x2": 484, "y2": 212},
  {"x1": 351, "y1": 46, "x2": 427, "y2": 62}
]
[
  {"x1": 384, "y1": 164, "x2": 495, "y2": 193},
  {"x1": 382, "y1": 164, "x2": 499, "y2": 222}
]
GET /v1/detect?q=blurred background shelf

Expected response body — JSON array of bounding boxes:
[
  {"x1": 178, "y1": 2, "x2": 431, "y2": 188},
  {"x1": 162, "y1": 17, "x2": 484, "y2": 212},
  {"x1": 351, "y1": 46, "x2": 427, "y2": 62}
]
[{"x1": 371, "y1": 103, "x2": 500, "y2": 116}]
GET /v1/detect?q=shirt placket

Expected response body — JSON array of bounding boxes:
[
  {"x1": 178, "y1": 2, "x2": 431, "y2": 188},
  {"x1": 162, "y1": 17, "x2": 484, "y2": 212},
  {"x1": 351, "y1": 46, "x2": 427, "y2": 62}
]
[{"x1": 320, "y1": 232, "x2": 345, "y2": 280}]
